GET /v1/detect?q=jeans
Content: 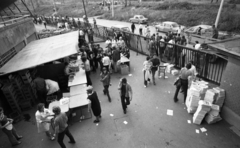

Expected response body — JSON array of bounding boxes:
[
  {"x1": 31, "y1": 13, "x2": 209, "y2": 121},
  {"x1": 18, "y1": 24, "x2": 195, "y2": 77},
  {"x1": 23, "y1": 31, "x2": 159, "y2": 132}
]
[
  {"x1": 57, "y1": 127, "x2": 75, "y2": 148},
  {"x1": 173, "y1": 79, "x2": 188, "y2": 102},
  {"x1": 2, "y1": 127, "x2": 20, "y2": 145},
  {"x1": 121, "y1": 96, "x2": 130, "y2": 111},
  {"x1": 85, "y1": 71, "x2": 92, "y2": 86}
]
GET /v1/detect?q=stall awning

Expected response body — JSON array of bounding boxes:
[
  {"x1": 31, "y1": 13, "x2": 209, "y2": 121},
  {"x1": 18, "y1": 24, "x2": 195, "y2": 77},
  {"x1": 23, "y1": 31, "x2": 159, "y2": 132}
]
[{"x1": 0, "y1": 31, "x2": 79, "y2": 75}]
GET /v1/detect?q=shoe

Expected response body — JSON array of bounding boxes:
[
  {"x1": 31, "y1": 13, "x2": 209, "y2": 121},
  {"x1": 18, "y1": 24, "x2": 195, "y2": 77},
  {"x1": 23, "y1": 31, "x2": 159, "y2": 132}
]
[
  {"x1": 94, "y1": 120, "x2": 100, "y2": 123},
  {"x1": 17, "y1": 136, "x2": 23, "y2": 140},
  {"x1": 99, "y1": 115, "x2": 102, "y2": 118},
  {"x1": 103, "y1": 90, "x2": 106, "y2": 95},
  {"x1": 123, "y1": 110, "x2": 127, "y2": 114},
  {"x1": 153, "y1": 82, "x2": 156, "y2": 85},
  {"x1": 12, "y1": 141, "x2": 21, "y2": 146},
  {"x1": 68, "y1": 141, "x2": 76, "y2": 144},
  {"x1": 174, "y1": 98, "x2": 179, "y2": 103},
  {"x1": 108, "y1": 98, "x2": 111, "y2": 102},
  {"x1": 144, "y1": 85, "x2": 146, "y2": 88},
  {"x1": 50, "y1": 137, "x2": 55, "y2": 141}
]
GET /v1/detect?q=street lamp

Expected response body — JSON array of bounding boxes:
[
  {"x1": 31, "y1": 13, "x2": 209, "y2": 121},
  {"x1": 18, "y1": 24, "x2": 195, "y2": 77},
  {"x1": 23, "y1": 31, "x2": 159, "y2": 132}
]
[{"x1": 215, "y1": 0, "x2": 225, "y2": 28}]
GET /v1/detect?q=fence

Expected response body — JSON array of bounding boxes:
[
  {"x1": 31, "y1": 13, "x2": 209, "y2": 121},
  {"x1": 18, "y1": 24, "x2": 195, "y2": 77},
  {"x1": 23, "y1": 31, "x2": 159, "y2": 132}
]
[{"x1": 42, "y1": 17, "x2": 227, "y2": 85}]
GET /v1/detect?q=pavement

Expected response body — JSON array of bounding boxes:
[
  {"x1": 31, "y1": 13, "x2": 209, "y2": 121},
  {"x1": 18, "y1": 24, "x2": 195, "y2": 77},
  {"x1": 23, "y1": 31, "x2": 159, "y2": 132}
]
[
  {"x1": 1, "y1": 25, "x2": 240, "y2": 148},
  {"x1": 1, "y1": 45, "x2": 240, "y2": 148}
]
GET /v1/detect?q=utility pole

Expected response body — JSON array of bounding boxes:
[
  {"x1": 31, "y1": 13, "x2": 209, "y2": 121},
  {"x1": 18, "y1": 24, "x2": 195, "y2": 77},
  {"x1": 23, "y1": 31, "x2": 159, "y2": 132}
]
[
  {"x1": 53, "y1": 0, "x2": 56, "y2": 12},
  {"x1": 112, "y1": 0, "x2": 114, "y2": 17},
  {"x1": 215, "y1": 0, "x2": 224, "y2": 28},
  {"x1": 30, "y1": 0, "x2": 35, "y2": 12}
]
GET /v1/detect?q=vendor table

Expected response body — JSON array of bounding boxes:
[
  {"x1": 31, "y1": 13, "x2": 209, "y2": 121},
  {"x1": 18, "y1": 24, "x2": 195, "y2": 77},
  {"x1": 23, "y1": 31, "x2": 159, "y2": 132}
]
[
  {"x1": 69, "y1": 93, "x2": 92, "y2": 120},
  {"x1": 48, "y1": 100, "x2": 69, "y2": 113},
  {"x1": 120, "y1": 55, "x2": 130, "y2": 71},
  {"x1": 68, "y1": 68, "x2": 87, "y2": 86},
  {"x1": 70, "y1": 84, "x2": 87, "y2": 96}
]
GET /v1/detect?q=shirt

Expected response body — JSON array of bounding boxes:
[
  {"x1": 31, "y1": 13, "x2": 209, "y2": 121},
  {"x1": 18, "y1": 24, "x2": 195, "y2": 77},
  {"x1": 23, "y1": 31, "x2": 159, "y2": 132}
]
[
  {"x1": 168, "y1": 40, "x2": 175, "y2": 48},
  {"x1": 189, "y1": 65, "x2": 198, "y2": 76},
  {"x1": 54, "y1": 113, "x2": 68, "y2": 133},
  {"x1": 118, "y1": 83, "x2": 132, "y2": 97},
  {"x1": 180, "y1": 68, "x2": 193, "y2": 80},
  {"x1": 143, "y1": 61, "x2": 152, "y2": 71},
  {"x1": 195, "y1": 44, "x2": 201, "y2": 50},
  {"x1": 102, "y1": 56, "x2": 111, "y2": 66},
  {"x1": 45, "y1": 79, "x2": 60, "y2": 95}
]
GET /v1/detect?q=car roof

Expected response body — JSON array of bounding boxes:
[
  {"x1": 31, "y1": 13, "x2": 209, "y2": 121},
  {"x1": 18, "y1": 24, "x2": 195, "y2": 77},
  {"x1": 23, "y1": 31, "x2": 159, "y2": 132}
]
[
  {"x1": 163, "y1": 21, "x2": 178, "y2": 24},
  {"x1": 111, "y1": 24, "x2": 129, "y2": 29},
  {"x1": 194, "y1": 25, "x2": 212, "y2": 29},
  {"x1": 134, "y1": 15, "x2": 144, "y2": 17}
]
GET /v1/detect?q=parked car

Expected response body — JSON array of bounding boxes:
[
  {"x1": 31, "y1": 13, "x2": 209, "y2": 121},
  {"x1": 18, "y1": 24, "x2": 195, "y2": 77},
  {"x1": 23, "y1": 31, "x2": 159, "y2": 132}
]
[
  {"x1": 184, "y1": 25, "x2": 212, "y2": 36},
  {"x1": 110, "y1": 24, "x2": 131, "y2": 32},
  {"x1": 155, "y1": 21, "x2": 185, "y2": 34},
  {"x1": 129, "y1": 15, "x2": 148, "y2": 24}
]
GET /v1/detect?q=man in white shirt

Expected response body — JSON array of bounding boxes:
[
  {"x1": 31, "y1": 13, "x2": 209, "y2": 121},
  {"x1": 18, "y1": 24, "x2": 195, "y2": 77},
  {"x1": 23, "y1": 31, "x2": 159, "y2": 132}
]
[
  {"x1": 117, "y1": 37, "x2": 126, "y2": 50},
  {"x1": 177, "y1": 25, "x2": 182, "y2": 35},
  {"x1": 194, "y1": 41, "x2": 201, "y2": 50},
  {"x1": 102, "y1": 53, "x2": 111, "y2": 72},
  {"x1": 167, "y1": 38, "x2": 175, "y2": 60}
]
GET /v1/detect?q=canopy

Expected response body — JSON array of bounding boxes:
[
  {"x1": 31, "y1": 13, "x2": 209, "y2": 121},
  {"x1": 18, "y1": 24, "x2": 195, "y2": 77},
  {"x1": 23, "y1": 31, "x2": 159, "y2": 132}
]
[
  {"x1": 0, "y1": 31, "x2": 79, "y2": 75},
  {"x1": 208, "y1": 37, "x2": 240, "y2": 60}
]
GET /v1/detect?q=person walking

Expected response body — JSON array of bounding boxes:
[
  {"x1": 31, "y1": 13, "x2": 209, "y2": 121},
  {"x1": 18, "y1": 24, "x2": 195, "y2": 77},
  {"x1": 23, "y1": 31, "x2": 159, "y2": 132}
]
[
  {"x1": 100, "y1": 67, "x2": 112, "y2": 102},
  {"x1": 118, "y1": 78, "x2": 133, "y2": 114},
  {"x1": 131, "y1": 22, "x2": 136, "y2": 33},
  {"x1": 93, "y1": 18, "x2": 97, "y2": 28},
  {"x1": 35, "y1": 103, "x2": 55, "y2": 141},
  {"x1": 150, "y1": 55, "x2": 160, "y2": 85},
  {"x1": 173, "y1": 63, "x2": 193, "y2": 103},
  {"x1": 53, "y1": 106, "x2": 75, "y2": 148},
  {"x1": 77, "y1": 18, "x2": 81, "y2": 28},
  {"x1": 155, "y1": 33, "x2": 160, "y2": 57},
  {"x1": 139, "y1": 23, "x2": 143, "y2": 35},
  {"x1": 0, "y1": 107, "x2": 23, "y2": 146},
  {"x1": 159, "y1": 36, "x2": 165, "y2": 61},
  {"x1": 143, "y1": 56, "x2": 152, "y2": 87},
  {"x1": 87, "y1": 86, "x2": 102, "y2": 123},
  {"x1": 43, "y1": 20, "x2": 47, "y2": 29}
]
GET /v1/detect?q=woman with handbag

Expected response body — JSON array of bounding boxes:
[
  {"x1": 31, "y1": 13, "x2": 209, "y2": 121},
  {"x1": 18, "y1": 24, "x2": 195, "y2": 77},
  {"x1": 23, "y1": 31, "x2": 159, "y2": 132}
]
[
  {"x1": 173, "y1": 63, "x2": 193, "y2": 103},
  {"x1": 0, "y1": 107, "x2": 23, "y2": 146},
  {"x1": 118, "y1": 78, "x2": 133, "y2": 114}
]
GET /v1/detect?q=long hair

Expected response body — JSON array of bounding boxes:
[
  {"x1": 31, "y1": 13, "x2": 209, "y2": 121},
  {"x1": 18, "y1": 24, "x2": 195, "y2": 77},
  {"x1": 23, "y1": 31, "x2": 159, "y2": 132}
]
[{"x1": 37, "y1": 103, "x2": 45, "y2": 112}]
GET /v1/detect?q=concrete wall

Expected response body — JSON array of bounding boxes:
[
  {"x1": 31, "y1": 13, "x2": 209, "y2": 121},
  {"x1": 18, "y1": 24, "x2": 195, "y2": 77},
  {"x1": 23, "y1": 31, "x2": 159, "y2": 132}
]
[
  {"x1": 220, "y1": 58, "x2": 240, "y2": 130},
  {"x1": 0, "y1": 18, "x2": 36, "y2": 56}
]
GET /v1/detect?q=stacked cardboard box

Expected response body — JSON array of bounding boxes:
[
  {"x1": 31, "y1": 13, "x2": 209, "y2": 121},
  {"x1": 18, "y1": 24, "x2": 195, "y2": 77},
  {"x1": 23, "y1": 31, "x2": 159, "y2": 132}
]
[
  {"x1": 186, "y1": 81, "x2": 208, "y2": 114},
  {"x1": 193, "y1": 100, "x2": 211, "y2": 124},
  {"x1": 204, "y1": 89, "x2": 217, "y2": 103},
  {"x1": 213, "y1": 87, "x2": 225, "y2": 107},
  {"x1": 205, "y1": 104, "x2": 222, "y2": 124}
]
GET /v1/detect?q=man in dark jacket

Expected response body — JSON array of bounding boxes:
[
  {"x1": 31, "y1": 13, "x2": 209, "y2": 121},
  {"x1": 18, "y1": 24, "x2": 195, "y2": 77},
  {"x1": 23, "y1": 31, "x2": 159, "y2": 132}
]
[
  {"x1": 150, "y1": 55, "x2": 160, "y2": 85},
  {"x1": 33, "y1": 74, "x2": 48, "y2": 106},
  {"x1": 131, "y1": 23, "x2": 136, "y2": 33}
]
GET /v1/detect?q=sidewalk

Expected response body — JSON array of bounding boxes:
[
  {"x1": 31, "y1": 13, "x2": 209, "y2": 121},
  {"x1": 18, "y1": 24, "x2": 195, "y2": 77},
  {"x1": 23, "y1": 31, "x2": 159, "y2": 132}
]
[{"x1": 0, "y1": 47, "x2": 240, "y2": 148}]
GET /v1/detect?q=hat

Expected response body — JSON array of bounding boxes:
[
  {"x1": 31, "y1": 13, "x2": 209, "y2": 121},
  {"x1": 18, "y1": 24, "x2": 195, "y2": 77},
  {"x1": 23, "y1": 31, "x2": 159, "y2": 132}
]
[{"x1": 86, "y1": 86, "x2": 93, "y2": 91}]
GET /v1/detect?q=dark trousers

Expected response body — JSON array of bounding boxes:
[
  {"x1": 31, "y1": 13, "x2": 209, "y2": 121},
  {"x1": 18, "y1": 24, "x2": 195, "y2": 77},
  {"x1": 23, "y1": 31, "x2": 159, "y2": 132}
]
[
  {"x1": 86, "y1": 71, "x2": 92, "y2": 86},
  {"x1": 103, "y1": 85, "x2": 111, "y2": 99},
  {"x1": 151, "y1": 68, "x2": 157, "y2": 83},
  {"x1": 173, "y1": 79, "x2": 188, "y2": 102},
  {"x1": 90, "y1": 59, "x2": 96, "y2": 72},
  {"x1": 139, "y1": 29, "x2": 142, "y2": 35},
  {"x1": 121, "y1": 96, "x2": 130, "y2": 111},
  {"x1": 103, "y1": 65, "x2": 109, "y2": 72},
  {"x1": 57, "y1": 127, "x2": 75, "y2": 148},
  {"x1": 37, "y1": 91, "x2": 47, "y2": 106},
  {"x1": 2, "y1": 127, "x2": 20, "y2": 145}
]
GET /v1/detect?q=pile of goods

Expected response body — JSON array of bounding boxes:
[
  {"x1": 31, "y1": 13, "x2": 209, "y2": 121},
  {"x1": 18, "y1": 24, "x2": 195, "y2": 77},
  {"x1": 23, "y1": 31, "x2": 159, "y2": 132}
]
[{"x1": 185, "y1": 80, "x2": 225, "y2": 125}]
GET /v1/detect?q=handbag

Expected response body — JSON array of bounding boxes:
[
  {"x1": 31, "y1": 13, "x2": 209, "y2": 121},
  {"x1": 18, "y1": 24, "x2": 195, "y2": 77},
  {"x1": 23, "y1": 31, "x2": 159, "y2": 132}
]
[{"x1": 174, "y1": 77, "x2": 181, "y2": 87}]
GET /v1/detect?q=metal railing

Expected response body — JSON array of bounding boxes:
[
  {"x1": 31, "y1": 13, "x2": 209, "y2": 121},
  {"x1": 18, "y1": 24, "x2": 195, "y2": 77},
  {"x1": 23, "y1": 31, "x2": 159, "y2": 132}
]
[{"x1": 43, "y1": 18, "x2": 227, "y2": 85}]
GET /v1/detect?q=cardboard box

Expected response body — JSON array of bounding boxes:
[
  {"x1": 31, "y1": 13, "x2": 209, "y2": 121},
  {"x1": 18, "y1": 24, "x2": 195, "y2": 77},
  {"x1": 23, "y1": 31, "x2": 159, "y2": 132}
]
[{"x1": 120, "y1": 65, "x2": 129, "y2": 75}]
